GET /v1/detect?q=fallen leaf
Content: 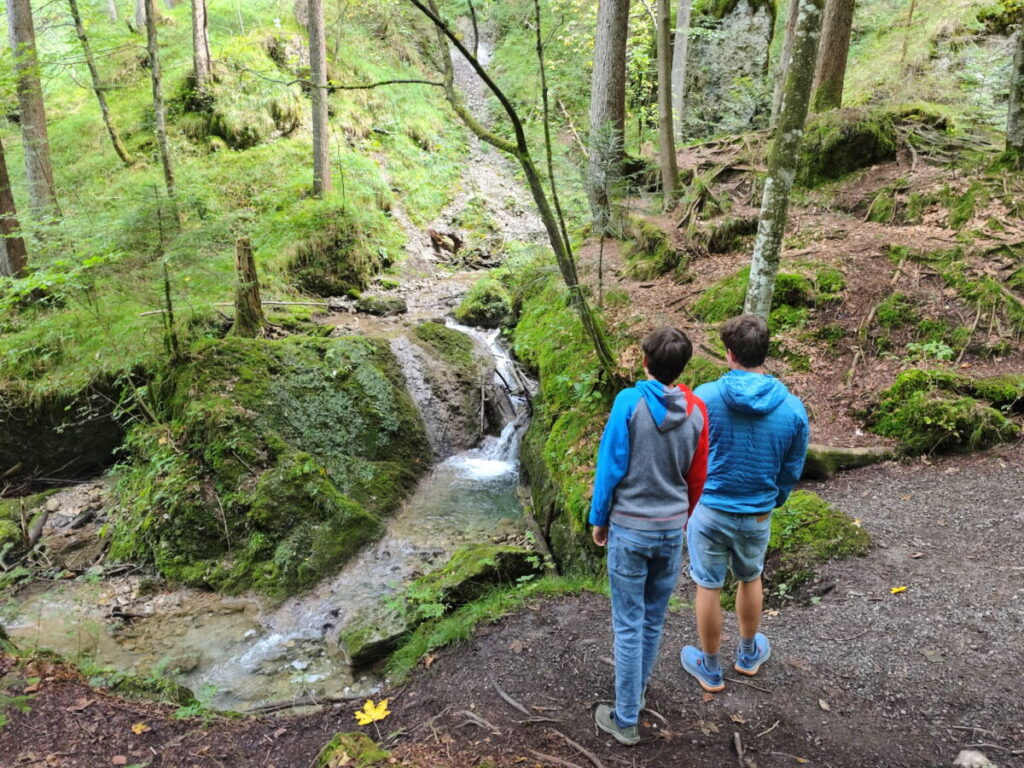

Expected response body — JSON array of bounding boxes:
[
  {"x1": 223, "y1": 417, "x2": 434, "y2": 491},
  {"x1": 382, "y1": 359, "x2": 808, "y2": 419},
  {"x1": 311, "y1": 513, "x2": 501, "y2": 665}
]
[
  {"x1": 901, "y1": 494, "x2": 912, "y2": 501},
  {"x1": 272, "y1": 727, "x2": 287, "y2": 739},
  {"x1": 111, "y1": 758, "x2": 128, "y2": 766},
  {"x1": 22, "y1": 683, "x2": 40, "y2": 694},
  {"x1": 910, "y1": 552, "x2": 924, "y2": 559},
  {"x1": 920, "y1": 649, "x2": 944, "y2": 664},
  {"x1": 765, "y1": 609, "x2": 780, "y2": 617},
  {"x1": 509, "y1": 640, "x2": 525, "y2": 654},
  {"x1": 788, "y1": 658, "x2": 812, "y2": 672},
  {"x1": 130, "y1": 722, "x2": 150, "y2": 735},
  {"x1": 423, "y1": 654, "x2": 437, "y2": 669},
  {"x1": 67, "y1": 698, "x2": 93, "y2": 712},
  {"x1": 653, "y1": 728, "x2": 676, "y2": 741},
  {"x1": 795, "y1": 758, "x2": 809, "y2": 764},
  {"x1": 730, "y1": 713, "x2": 747, "y2": 723},
  {"x1": 698, "y1": 719, "x2": 719, "y2": 735},
  {"x1": 891, "y1": 586, "x2": 907, "y2": 594},
  {"x1": 851, "y1": 517, "x2": 862, "y2": 527},
  {"x1": 702, "y1": 692, "x2": 715, "y2": 703},
  {"x1": 818, "y1": 698, "x2": 831, "y2": 711}
]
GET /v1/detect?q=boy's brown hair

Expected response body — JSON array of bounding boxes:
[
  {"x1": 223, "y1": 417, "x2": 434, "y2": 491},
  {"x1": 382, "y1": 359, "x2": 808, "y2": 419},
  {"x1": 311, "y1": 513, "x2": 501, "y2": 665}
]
[
  {"x1": 720, "y1": 314, "x2": 770, "y2": 368},
  {"x1": 642, "y1": 326, "x2": 693, "y2": 385}
]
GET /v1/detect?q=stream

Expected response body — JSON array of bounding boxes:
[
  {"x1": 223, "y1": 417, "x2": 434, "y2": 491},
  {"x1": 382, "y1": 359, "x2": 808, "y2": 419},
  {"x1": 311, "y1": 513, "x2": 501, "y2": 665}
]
[{"x1": 6, "y1": 33, "x2": 547, "y2": 712}]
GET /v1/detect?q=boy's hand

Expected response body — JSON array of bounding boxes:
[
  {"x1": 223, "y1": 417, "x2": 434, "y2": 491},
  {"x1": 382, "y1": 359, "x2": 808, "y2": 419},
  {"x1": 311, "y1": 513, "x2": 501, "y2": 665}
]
[{"x1": 592, "y1": 525, "x2": 608, "y2": 547}]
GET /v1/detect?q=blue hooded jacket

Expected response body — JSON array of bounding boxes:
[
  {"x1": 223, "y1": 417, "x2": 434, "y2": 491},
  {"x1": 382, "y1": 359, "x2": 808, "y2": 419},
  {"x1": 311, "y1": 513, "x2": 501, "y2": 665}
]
[{"x1": 694, "y1": 370, "x2": 809, "y2": 514}]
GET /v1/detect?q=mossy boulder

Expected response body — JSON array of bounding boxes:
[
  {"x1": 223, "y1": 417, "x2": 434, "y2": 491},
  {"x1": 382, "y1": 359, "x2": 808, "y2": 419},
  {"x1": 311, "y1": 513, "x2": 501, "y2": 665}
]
[
  {"x1": 355, "y1": 295, "x2": 407, "y2": 316},
  {"x1": 621, "y1": 218, "x2": 680, "y2": 281},
  {"x1": 0, "y1": 381, "x2": 126, "y2": 480},
  {"x1": 867, "y1": 369, "x2": 1021, "y2": 455},
  {"x1": 339, "y1": 545, "x2": 539, "y2": 666},
  {"x1": 691, "y1": 266, "x2": 815, "y2": 322},
  {"x1": 110, "y1": 335, "x2": 430, "y2": 597},
  {"x1": 315, "y1": 733, "x2": 390, "y2": 768},
  {"x1": 287, "y1": 211, "x2": 390, "y2": 297},
  {"x1": 0, "y1": 490, "x2": 58, "y2": 561},
  {"x1": 454, "y1": 277, "x2": 512, "y2": 329}
]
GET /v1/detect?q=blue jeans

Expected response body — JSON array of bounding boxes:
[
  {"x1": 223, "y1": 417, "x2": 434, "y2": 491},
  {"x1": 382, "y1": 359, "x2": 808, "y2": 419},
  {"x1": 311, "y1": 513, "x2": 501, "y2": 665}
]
[{"x1": 607, "y1": 523, "x2": 684, "y2": 726}]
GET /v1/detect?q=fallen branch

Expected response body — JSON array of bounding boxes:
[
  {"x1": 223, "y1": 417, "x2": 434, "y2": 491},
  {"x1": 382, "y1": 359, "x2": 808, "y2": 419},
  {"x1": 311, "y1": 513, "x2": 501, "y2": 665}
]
[
  {"x1": 956, "y1": 302, "x2": 983, "y2": 365},
  {"x1": 725, "y1": 677, "x2": 774, "y2": 694},
  {"x1": 245, "y1": 694, "x2": 361, "y2": 714},
  {"x1": 491, "y1": 677, "x2": 532, "y2": 717},
  {"x1": 756, "y1": 719, "x2": 780, "y2": 738},
  {"x1": 527, "y1": 750, "x2": 585, "y2": 768},
  {"x1": 733, "y1": 731, "x2": 746, "y2": 767},
  {"x1": 552, "y1": 730, "x2": 607, "y2": 768},
  {"x1": 455, "y1": 709, "x2": 501, "y2": 734}
]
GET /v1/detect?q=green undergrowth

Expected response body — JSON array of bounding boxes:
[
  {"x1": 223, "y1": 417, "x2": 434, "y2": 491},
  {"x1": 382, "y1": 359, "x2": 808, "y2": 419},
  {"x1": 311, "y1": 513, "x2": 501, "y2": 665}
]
[
  {"x1": 455, "y1": 275, "x2": 514, "y2": 328},
  {"x1": 315, "y1": 733, "x2": 390, "y2": 768},
  {"x1": 621, "y1": 217, "x2": 681, "y2": 281},
  {"x1": 385, "y1": 572, "x2": 605, "y2": 683},
  {"x1": 691, "y1": 265, "x2": 835, "y2": 331},
  {"x1": 109, "y1": 335, "x2": 430, "y2": 596},
  {"x1": 868, "y1": 368, "x2": 1022, "y2": 454}
]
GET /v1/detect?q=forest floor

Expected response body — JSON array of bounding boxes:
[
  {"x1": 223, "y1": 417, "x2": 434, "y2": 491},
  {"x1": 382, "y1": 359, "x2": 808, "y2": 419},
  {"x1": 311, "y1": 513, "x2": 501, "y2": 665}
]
[{"x1": 2, "y1": 447, "x2": 1023, "y2": 767}]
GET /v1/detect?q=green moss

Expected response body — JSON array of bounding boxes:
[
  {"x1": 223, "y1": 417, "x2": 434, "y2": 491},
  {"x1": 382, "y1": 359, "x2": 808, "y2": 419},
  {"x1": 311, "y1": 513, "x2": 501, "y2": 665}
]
[
  {"x1": 977, "y1": 1, "x2": 1024, "y2": 33},
  {"x1": 705, "y1": 216, "x2": 758, "y2": 254},
  {"x1": 694, "y1": 0, "x2": 777, "y2": 24},
  {"x1": 868, "y1": 369, "x2": 1020, "y2": 454},
  {"x1": 798, "y1": 109, "x2": 898, "y2": 187},
  {"x1": 409, "y1": 545, "x2": 539, "y2": 608},
  {"x1": 866, "y1": 188, "x2": 896, "y2": 224},
  {"x1": 454, "y1": 277, "x2": 513, "y2": 329},
  {"x1": 680, "y1": 356, "x2": 728, "y2": 390},
  {"x1": 814, "y1": 267, "x2": 846, "y2": 296},
  {"x1": 315, "y1": 733, "x2": 390, "y2": 768},
  {"x1": 947, "y1": 182, "x2": 988, "y2": 231},
  {"x1": 287, "y1": 208, "x2": 390, "y2": 297},
  {"x1": 110, "y1": 335, "x2": 429, "y2": 596},
  {"x1": 621, "y1": 218, "x2": 680, "y2": 281},
  {"x1": 692, "y1": 267, "x2": 815, "y2": 322},
  {"x1": 354, "y1": 295, "x2": 407, "y2": 316},
  {"x1": 769, "y1": 305, "x2": 809, "y2": 332},
  {"x1": 875, "y1": 292, "x2": 918, "y2": 329},
  {"x1": 411, "y1": 322, "x2": 477, "y2": 370}
]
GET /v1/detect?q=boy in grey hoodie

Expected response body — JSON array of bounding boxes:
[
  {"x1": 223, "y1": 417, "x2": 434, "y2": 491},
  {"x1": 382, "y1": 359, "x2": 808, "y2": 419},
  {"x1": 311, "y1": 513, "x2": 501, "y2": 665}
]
[{"x1": 590, "y1": 327, "x2": 709, "y2": 745}]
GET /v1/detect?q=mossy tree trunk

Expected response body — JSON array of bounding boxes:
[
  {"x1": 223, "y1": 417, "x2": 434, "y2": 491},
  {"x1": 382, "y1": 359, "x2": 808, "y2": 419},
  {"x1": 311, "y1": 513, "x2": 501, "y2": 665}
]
[
  {"x1": 191, "y1": 0, "x2": 212, "y2": 96},
  {"x1": 0, "y1": 137, "x2": 28, "y2": 278},
  {"x1": 409, "y1": 0, "x2": 620, "y2": 381},
  {"x1": 671, "y1": 0, "x2": 692, "y2": 138},
  {"x1": 145, "y1": 0, "x2": 175, "y2": 199},
  {"x1": 745, "y1": 0, "x2": 824, "y2": 319},
  {"x1": 587, "y1": 0, "x2": 631, "y2": 227},
  {"x1": 811, "y1": 0, "x2": 854, "y2": 111},
  {"x1": 68, "y1": 0, "x2": 133, "y2": 166},
  {"x1": 771, "y1": 0, "x2": 801, "y2": 129},
  {"x1": 6, "y1": 0, "x2": 59, "y2": 220},
  {"x1": 657, "y1": 0, "x2": 678, "y2": 209},
  {"x1": 233, "y1": 237, "x2": 265, "y2": 338},
  {"x1": 1007, "y1": 26, "x2": 1024, "y2": 167},
  {"x1": 308, "y1": 0, "x2": 331, "y2": 197}
]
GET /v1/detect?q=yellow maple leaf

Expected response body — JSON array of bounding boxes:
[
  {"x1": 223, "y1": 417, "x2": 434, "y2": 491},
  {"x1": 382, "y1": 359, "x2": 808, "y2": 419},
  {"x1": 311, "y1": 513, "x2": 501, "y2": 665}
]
[
  {"x1": 891, "y1": 586, "x2": 907, "y2": 594},
  {"x1": 130, "y1": 722, "x2": 150, "y2": 735},
  {"x1": 354, "y1": 698, "x2": 390, "y2": 726}
]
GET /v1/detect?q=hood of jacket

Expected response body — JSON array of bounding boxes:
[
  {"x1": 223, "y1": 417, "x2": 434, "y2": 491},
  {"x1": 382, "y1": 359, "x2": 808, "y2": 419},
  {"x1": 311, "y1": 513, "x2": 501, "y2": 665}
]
[
  {"x1": 636, "y1": 379, "x2": 688, "y2": 433},
  {"x1": 717, "y1": 370, "x2": 789, "y2": 415}
]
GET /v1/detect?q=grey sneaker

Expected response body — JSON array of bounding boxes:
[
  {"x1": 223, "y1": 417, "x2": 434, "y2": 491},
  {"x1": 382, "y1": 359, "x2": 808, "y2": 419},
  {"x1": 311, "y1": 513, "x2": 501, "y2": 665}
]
[{"x1": 594, "y1": 704, "x2": 640, "y2": 746}]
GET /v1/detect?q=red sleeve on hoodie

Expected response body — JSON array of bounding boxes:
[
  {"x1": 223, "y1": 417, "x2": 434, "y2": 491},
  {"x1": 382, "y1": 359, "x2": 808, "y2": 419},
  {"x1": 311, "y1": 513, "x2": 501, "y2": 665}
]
[{"x1": 680, "y1": 385, "x2": 709, "y2": 516}]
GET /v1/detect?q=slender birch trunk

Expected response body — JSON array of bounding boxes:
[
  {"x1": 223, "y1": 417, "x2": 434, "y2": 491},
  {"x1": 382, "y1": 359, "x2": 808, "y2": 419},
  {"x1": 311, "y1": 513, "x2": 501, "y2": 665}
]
[
  {"x1": 106, "y1": 0, "x2": 118, "y2": 22},
  {"x1": 6, "y1": 0, "x2": 58, "y2": 219},
  {"x1": 191, "y1": 0, "x2": 212, "y2": 95},
  {"x1": 145, "y1": 0, "x2": 175, "y2": 198},
  {"x1": 670, "y1": 0, "x2": 692, "y2": 139},
  {"x1": 68, "y1": 0, "x2": 133, "y2": 165},
  {"x1": 1006, "y1": 28, "x2": 1024, "y2": 167},
  {"x1": 745, "y1": 0, "x2": 824, "y2": 319},
  {"x1": 308, "y1": 0, "x2": 331, "y2": 196},
  {"x1": 771, "y1": 0, "x2": 802, "y2": 129},
  {"x1": 656, "y1": 0, "x2": 678, "y2": 209},
  {"x1": 0, "y1": 137, "x2": 28, "y2": 277},
  {"x1": 587, "y1": 0, "x2": 631, "y2": 225},
  {"x1": 134, "y1": 0, "x2": 146, "y2": 31},
  {"x1": 811, "y1": 0, "x2": 855, "y2": 111}
]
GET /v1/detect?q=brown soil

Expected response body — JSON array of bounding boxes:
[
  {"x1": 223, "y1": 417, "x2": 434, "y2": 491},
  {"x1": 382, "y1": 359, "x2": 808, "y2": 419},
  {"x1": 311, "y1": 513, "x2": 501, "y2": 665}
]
[
  {"x1": 4, "y1": 448, "x2": 1023, "y2": 768},
  {"x1": 579, "y1": 151, "x2": 1024, "y2": 448}
]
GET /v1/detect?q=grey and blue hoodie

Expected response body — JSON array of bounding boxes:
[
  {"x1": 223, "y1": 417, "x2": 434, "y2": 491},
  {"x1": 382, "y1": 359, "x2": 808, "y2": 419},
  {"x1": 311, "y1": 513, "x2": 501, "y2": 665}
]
[
  {"x1": 695, "y1": 370, "x2": 809, "y2": 515},
  {"x1": 589, "y1": 380, "x2": 709, "y2": 532}
]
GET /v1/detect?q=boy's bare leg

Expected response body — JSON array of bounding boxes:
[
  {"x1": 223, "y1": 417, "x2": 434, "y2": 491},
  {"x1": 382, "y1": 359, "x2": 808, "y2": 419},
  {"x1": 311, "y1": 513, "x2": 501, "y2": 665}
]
[
  {"x1": 736, "y1": 577, "x2": 763, "y2": 640},
  {"x1": 694, "y1": 586, "x2": 723, "y2": 654}
]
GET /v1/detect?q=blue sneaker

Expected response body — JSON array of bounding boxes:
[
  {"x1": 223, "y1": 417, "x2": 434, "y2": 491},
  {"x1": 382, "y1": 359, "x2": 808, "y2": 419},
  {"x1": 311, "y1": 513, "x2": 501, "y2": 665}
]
[
  {"x1": 680, "y1": 646, "x2": 725, "y2": 692},
  {"x1": 734, "y1": 633, "x2": 771, "y2": 676}
]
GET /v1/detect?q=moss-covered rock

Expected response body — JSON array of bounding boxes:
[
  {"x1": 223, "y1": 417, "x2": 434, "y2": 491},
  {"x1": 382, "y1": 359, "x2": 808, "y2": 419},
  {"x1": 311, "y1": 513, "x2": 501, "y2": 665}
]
[
  {"x1": 977, "y1": 1, "x2": 1024, "y2": 34},
  {"x1": 868, "y1": 369, "x2": 1021, "y2": 454},
  {"x1": 315, "y1": 732, "x2": 390, "y2": 768},
  {"x1": 287, "y1": 211, "x2": 390, "y2": 297},
  {"x1": 691, "y1": 267, "x2": 815, "y2": 322},
  {"x1": 355, "y1": 295, "x2": 407, "y2": 316},
  {"x1": 704, "y1": 216, "x2": 758, "y2": 254},
  {"x1": 411, "y1": 322, "x2": 476, "y2": 370},
  {"x1": 454, "y1": 277, "x2": 513, "y2": 329},
  {"x1": 621, "y1": 217, "x2": 680, "y2": 281},
  {"x1": 110, "y1": 335, "x2": 430, "y2": 596}
]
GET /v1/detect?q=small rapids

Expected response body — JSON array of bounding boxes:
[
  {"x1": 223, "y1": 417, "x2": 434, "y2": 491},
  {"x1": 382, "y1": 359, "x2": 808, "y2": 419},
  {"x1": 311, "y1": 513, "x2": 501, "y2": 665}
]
[{"x1": 7, "y1": 322, "x2": 537, "y2": 712}]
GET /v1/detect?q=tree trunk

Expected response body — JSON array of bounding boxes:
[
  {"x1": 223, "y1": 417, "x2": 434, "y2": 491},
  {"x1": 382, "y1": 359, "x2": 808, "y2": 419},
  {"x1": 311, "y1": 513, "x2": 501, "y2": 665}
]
[
  {"x1": 68, "y1": 0, "x2": 133, "y2": 165},
  {"x1": 670, "y1": 0, "x2": 692, "y2": 139},
  {"x1": 587, "y1": 0, "x2": 631, "y2": 225},
  {"x1": 134, "y1": 0, "x2": 145, "y2": 31},
  {"x1": 745, "y1": 0, "x2": 824, "y2": 319},
  {"x1": 771, "y1": 0, "x2": 801, "y2": 129},
  {"x1": 106, "y1": 0, "x2": 118, "y2": 22},
  {"x1": 233, "y1": 237, "x2": 265, "y2": 337},
  {"x1": 811, "y1": 0, "x2": 854, "y2": 111},
  {"x1": 308, "y1": 0, "x2": 331, "y2": 196},
  {"x1": 145, "y1": 0, "x2": 175, "y2": 198},
  {"x1": 1006, "y1": 28, "x2": 1024, "y2": 166},
  {"x1": 191, "y1": 0, "x2": 212, "y2": 95},
  {"x1": 294, "y1": 0, "x2": 309, "y2": 28},
  {"x1": 656, "y1": 0, "x2": 678, "y2": 209},
  {"x1": 6, "y1": 0, "x2": 58, "y2": 219},
  {"x1": 899, "y1": 0, "x2": 916, "y2": 63},
  {"x1": 0, "y1": 137, "x2": 28, "y2": 278}
]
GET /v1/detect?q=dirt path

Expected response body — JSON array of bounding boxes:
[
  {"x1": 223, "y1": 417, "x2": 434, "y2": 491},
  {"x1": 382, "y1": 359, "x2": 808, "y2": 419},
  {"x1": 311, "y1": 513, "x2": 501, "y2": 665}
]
[{"x1": 4, "y1": 448, "x2": 1021, "y2": 767}]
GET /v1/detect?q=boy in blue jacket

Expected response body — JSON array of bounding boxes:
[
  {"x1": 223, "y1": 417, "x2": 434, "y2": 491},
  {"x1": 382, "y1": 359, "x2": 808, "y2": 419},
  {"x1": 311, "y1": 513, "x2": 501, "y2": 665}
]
[
  {"x1": 590, "y1": 327, "x2": 709, "y2": 745},
  {"x1": 680, "y1": 314, "x2": 809, "y2": 692}
]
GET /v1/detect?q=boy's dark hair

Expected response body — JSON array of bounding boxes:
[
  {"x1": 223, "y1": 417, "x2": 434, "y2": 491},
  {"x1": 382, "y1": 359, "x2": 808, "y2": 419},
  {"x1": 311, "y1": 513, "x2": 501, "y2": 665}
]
[
  {"x1": 720, "y1": 314, "x2": 770, "y2": 368},
  {"x1": 642, "y1": 326, "x2": 693, "y2": 385}
]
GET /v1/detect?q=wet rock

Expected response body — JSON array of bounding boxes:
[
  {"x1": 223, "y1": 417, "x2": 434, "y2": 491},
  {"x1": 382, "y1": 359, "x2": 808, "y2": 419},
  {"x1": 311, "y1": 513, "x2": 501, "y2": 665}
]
[
  {"x1": 167, "y1": 651, "x2": 202, "y2": 675},
  {"x1": 42, "y1": 526, "x2": 106, "y2": 571},
  {"x1": 354, "y1": 295, "x2": 408, "y2": 316},
  {"x1": 454, "y1": 277, "x2": 512, "y2": 329}
]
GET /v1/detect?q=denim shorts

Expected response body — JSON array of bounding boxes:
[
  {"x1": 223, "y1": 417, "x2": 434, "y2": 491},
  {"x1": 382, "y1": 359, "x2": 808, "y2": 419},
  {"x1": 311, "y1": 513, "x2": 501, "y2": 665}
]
[{"x1": 686, "y1": 502, "x2": 772, "y2": 589}]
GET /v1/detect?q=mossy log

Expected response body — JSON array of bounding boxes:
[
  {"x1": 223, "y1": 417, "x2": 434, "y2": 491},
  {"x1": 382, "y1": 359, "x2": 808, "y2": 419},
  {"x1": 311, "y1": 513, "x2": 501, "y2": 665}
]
[{"x1": 801, "y1": 443, "x2": 895, "y2": 480}]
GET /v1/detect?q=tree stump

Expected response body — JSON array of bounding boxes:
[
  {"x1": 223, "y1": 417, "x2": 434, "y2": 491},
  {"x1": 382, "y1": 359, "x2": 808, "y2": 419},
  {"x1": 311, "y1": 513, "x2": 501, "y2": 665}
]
[{"x1": 233, "y1": 237, "x2": 265, "y2": 337}]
